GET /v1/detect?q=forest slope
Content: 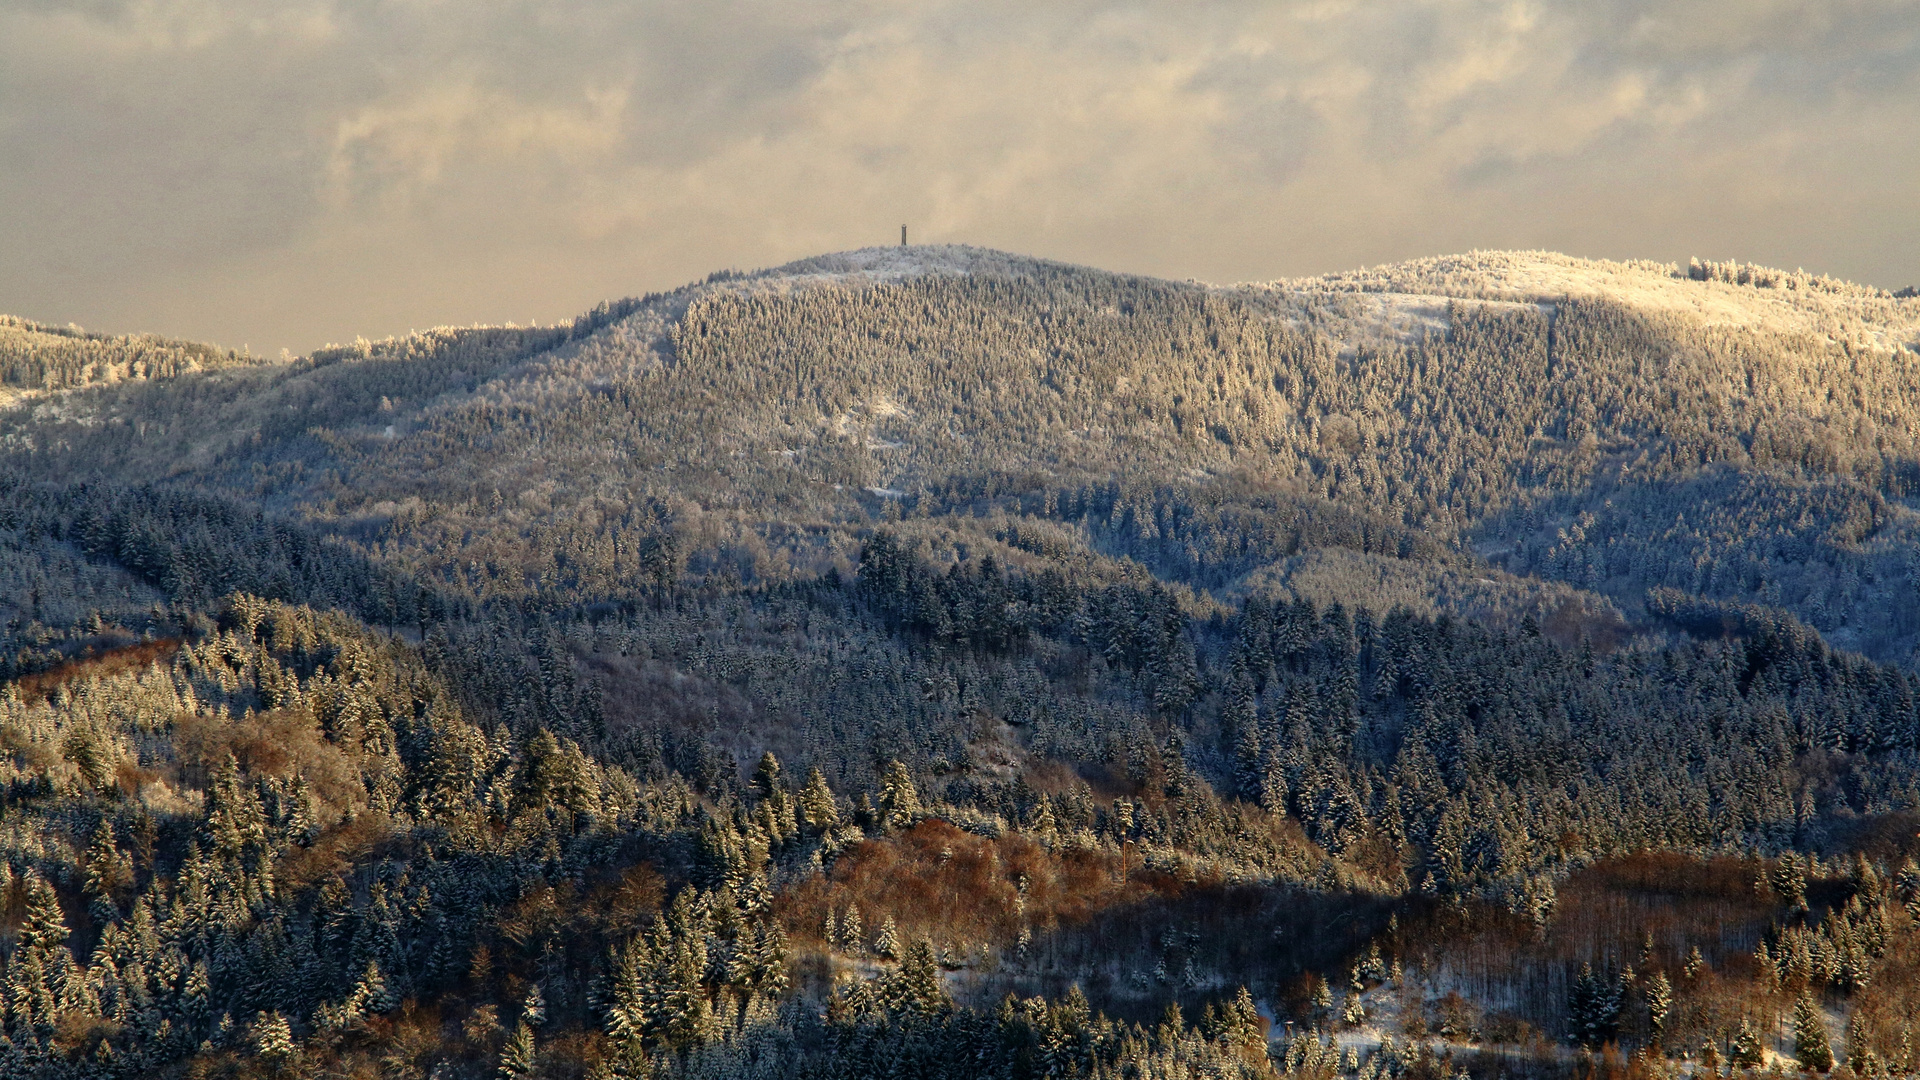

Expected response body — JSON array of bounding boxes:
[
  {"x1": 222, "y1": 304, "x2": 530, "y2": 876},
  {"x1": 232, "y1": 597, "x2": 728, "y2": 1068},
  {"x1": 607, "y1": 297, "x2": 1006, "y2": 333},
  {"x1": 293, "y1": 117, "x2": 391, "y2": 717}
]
[
  {"x1": 6, "y1": 245, "x2": 1918, "y2": 662},
  {"x1": 0, "y1": 249, "x2": 1918, "y2": 1079}
]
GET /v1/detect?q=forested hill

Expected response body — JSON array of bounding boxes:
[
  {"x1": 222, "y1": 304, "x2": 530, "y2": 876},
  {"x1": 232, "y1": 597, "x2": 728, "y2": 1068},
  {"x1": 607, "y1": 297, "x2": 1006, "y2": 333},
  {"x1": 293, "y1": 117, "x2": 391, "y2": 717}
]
[
  {"x1": 8, "y1": 245, "x2": 1919, "y2": 664},
  {"x1": 0, "y1": 249, "x2": 1918, "y2": 1078},
  {"x1": 0, "y1": 315, "x2": 265, "y2": 400}
]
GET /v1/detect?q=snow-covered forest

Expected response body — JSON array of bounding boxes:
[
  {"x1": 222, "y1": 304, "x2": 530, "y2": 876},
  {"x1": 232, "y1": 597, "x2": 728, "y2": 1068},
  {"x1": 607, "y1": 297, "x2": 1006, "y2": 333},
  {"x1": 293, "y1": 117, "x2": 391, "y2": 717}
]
[{"x1": 0, "y1": 247, "x2": 1918, "y2": 1078}]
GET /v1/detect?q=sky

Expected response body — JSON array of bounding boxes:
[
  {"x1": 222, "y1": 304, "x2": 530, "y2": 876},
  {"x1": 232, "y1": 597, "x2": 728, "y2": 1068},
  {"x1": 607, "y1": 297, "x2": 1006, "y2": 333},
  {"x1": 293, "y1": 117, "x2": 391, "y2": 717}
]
[{"x1": 2, "y1": 0, "x2": 1917, "y2": 355}]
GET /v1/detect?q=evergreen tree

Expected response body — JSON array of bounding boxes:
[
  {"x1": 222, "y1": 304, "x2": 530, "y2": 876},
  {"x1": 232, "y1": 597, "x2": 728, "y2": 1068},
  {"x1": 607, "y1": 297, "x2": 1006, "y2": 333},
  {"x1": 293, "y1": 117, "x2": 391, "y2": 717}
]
[
  {"x1": 1795, "y1": 992, "x2": 1834, "y2": 1072},
  {"x1": 1567, "y1": 963, "x2": 1621, "y2": 1048},
  {"x1": 799, "y1": 768, "x2": 841, "y2": 832},
  {"x1": 839, "y1": 906, "x2": 864, "y2": 957},
  {"x1": 499, "y1": 1020, "x2": 536, "y2": 1078},
  {"x1": 876, "y1": 761, "x2": 922, "y2": 829},
  {"x1": 1731, "y1": 1020, "x2": 1768, "y2": 1068},
  {"x1": 17, "y1": 871, "x2": 67, "y2": 957},
  {"x1": 1774, "y1": 854, "x2": 1812, "y2": 912},
  {"x1": 1643, "y1": 972, "x2": 1673, "y2": 1046},
  {"x1": 1846, "y1": 1010, "x2": 1879, "y2": 1075},
  {"x1": 1311, "y1": 978, "x2": 1333, "y2": 1023},
  {"x1": 251, "y1": 1010, "x2": 295, "y2": 1063}
]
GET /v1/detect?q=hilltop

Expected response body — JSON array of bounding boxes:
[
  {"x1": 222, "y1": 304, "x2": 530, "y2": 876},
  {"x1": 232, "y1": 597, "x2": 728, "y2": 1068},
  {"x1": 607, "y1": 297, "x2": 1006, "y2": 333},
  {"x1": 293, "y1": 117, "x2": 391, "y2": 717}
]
[{"x1": 7, "y1": 245, "x2": 1917, "y2": 661}]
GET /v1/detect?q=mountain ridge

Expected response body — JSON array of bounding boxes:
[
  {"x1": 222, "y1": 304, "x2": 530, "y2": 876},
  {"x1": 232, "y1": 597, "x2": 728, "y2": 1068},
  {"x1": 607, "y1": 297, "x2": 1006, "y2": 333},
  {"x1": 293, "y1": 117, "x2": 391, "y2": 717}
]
[
  {"x1": 6, "y1": 246, "x2": 1919, "y2": 664},
  {"x1": 10, "y1": 244, "x2": 1916, "y2": 379}
]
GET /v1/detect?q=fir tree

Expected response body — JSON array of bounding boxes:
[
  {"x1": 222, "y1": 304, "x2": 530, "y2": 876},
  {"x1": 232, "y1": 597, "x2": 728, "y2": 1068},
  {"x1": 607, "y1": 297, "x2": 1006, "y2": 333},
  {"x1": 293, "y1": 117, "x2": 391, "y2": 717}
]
[
  {"x1": 798, "y1": 768, "x2": 841, "y2": 832},
  {"x1": 1567, "y1": 964, "x2": 1621, "y2": 1048},
  {"x1": 1643, "y1": 972, "x2": 1673, "y2": 1046},
  {"x1": 499, "y1": 1020, "x2": 536, "y2": 1078},
  {"x1": 839, "y1": 906, "x2": 864, "y2": 957},
  {"x1": 1846, "y1": 1010, "x2": 1879, "y2": 1075},
  {"x1": 1730, "y1": 1020, "x2": 1767, "y2": 1068},
  {"x1": 1682, "y1": 947, "x2": 1705, "y2": 982},
  {"x1": 1795, "y1": 992, "x2": 1834, "y2": 1072},
  {"x1": 876, "y1": 761, "x2": 922, "y2": 828},
  {"x1": 251, "y1": 1010, "x2": 295, "y2": 1063}
]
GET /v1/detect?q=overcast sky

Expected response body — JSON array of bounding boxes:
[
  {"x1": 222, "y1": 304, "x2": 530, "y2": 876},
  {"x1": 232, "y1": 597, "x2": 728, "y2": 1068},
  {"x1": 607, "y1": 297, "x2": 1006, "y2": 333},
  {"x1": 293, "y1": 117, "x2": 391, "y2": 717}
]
[{"x1": 2, "y1": 0, "x2": 1916, "y2": 354}]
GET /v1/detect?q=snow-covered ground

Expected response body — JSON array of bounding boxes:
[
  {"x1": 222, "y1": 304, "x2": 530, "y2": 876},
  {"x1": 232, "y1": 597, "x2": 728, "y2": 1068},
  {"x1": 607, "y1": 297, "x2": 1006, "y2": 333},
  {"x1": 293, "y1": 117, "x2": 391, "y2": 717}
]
[
  {"x1": 741, "y1": 244, "x2": 1920, "y2": 356},
  {"x1": 1258, "y1": 249, "x2": 1920, "y2": 350}
]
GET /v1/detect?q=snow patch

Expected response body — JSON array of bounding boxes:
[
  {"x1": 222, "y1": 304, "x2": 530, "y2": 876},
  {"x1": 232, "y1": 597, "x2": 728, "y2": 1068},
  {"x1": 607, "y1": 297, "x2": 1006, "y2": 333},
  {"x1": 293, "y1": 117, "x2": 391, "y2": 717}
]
[{"x1": 1255, "y1": 249, "x2": 1920, "y2": 347}]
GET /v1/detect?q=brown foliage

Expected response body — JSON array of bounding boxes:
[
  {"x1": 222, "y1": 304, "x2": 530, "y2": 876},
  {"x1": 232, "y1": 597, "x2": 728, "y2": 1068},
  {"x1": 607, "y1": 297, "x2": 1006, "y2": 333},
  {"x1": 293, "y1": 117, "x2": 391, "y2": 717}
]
[
  {"x1": 276, "y1": 814, "x2": 404, "y2": 893},
  {"x1": 784, "y1": 819, "x2": 1392, "y2": 1025},
  {"x1": 1402, "y1": 852, "x2": 1780, "y2": 1041},
  {"x1": 588, "y1": 863, "x2": 668, "y2": 937},
  {"x1": 171, "y1": 707, "x2": 366, "y2": 815},
  {"x1": 7, "y1": 638, "x2": 180, "y2": 701},
  {"x1": 780, "y1": 818, "x2": 1187, "y2": 952},
  {"x1": 1554, "y1": 854, "x2": 1775, "y2": 976},
  {"x1": 493, "y1": 864, "x2": 665, "y2": 955},
  {"x1": 1846, "y1": 903, "x2": 1920, "y2": 1067}
]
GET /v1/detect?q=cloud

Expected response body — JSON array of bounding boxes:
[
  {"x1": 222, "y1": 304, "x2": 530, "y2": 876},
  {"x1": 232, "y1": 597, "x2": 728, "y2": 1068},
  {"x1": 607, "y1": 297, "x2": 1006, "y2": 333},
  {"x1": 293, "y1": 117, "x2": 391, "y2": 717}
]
[{"x1": 0, "y1": 0, "x2": 1915, "y2": 351}]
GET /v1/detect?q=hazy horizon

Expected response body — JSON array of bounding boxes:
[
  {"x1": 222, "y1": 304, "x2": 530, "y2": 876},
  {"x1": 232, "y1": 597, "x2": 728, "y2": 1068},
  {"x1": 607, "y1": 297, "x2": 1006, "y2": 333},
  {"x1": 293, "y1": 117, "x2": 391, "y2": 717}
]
[{"x1": 4, "y1": 0, "x2": 1916, "y2": 354}]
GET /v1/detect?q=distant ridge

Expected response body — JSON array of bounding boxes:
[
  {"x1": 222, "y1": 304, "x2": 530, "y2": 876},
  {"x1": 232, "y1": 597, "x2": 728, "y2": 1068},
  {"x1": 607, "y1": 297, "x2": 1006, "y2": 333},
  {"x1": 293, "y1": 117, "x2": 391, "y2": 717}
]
[
  {"x1": 4, "y1": 246, "x2": 1911, "y2": 362},
  {"x1": 0, "y1": 312, "x2": 264, "y2": 399}
]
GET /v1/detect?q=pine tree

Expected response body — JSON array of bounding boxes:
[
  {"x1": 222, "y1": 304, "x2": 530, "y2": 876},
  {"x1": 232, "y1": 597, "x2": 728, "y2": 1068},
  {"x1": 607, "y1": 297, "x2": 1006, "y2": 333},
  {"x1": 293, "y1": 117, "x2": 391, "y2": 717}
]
[
  {"x1": 252, "y1": 1010, "x2": 295, "y2": 1063},
  {"x1": 876, "y1": 761, "x2": 921, "y2": 828},
  {"x1": 875, "y1": 915, "x2": 900, "y2": 961},
  {"x1": 1774, "y1": 854, "x2": 1811, "y2": 912},
  {"x1": 499, "y1": 1020, "x2": 536, "y2": 1077},
  {"x1": 1643, "y1": 972, "x2": 1673, "y2": 1047},
  {"x1": 357, "y1": 960, "x2": 395, "y2": 1015},
  {"x1": 838, "y1": 906, "x2": 864, "y2": 956},
  {"x1": 18, "y1": 871, "x2": 67, "y2": 956},
  {"x1": 1795, "y1": 992, "x2": 1834, "y2": 1072},
  {"x1": 1897, "y1": 859, "x2": 1920, "y2": 919},
  {"x1": 894, "y1": 939, "x2": 948, "y2": 1015},
  {"x1": 798, "y1": 768, "x2": 841, "y2": 833},
  {"x1": 1730, "y1": 1019, "x2": 1767, "y2": 1068},
  {"x1": 1224, "y1": 672, "x2": 1261, "y2": 799},
  {"x1": 752, "y1": 751, "x2": 782, "y2": 796},
  {"x1": 1567, "y1": 963, "x2": 1621, "y2": 1048},
  {"x1": 83, "y1": 824, "x2": 130, "y2": 924},
  {"x1": 1846, "y1": 1010, "x2": 1879, "y2": 1075}
]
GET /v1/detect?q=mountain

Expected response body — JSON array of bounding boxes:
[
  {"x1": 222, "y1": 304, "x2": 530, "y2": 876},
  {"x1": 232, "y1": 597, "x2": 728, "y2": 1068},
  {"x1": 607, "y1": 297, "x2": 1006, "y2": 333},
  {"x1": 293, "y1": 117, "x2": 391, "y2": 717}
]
[{"x1": 1, "y1": 248, "x2": 1918, "y2": 1079}]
